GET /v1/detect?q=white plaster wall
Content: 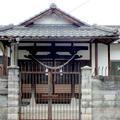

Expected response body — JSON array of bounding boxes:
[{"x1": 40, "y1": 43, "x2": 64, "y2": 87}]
[
  {"x1": 7, "y1": 47, "x2": 10, "y2": 57},
  {"x1": 18, "y1": 49, "x2": 89, "y2": 60},
  {"x1": 19, "y1": 43, "x2": 34, "y2": 47},
  {"x1": 18, "y1": 50, "x2": 29, "y2": 59},
  {"x1": 98, "y1": 44, "x2": 108, "y2": 75},
  {"x1": 77, "y1": 50, "x2": 89, "y2": 60},
  {"x1": 98, "y1": 44, "x2": 120, "y2": 71},
  {"x1": 1, "y1": 43, "x2": 119, "y2": 75},
  {"x1": 110, "y1": 44, "x2": 120, "y2": 60},
  {"x1": 92, "y1": 44, "x2": 108, "y2": 76},
  {"x1": 18, "y1": 43, "x2": 90, "y2": 60},
  {"x1": 0, "y1": 50, "x2": 3, "y2": 56},
  {"x1": 0, "y1": 47, "x2": 10, "y2": 57},
  {"x1": 92, "y1": 44, "x2": 95, "y2": 73},
  {"x1": 76, "y1": 43, "x2": 89, "y2": 60},
  {"x1": 34, "y1": 13, "x2": 72, "y2": 25}
]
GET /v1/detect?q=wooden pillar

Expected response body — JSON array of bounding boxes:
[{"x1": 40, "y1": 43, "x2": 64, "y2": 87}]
[
  {"x1": 3, "y1": 45, "x2": 8, "y2": 75},
  {"x1": 95, "y1": 43, "x2": 98, "y2": 75},
  {"x1": 71, "y1": 64, "x2": 75, "y2": 98},
  {"x1": 10, "y1": 42, "x2": 15, "y2": 66},
  {"x1": 89, "y1": 42, "x2": 92, "y2": 67},
  {"x1": 10, "y1": 41, "x2": 18, "y2": 66},
  {"x1": 48, "y1": 70, "x2": 52, "y2": 120},
  {"x1": 108, "y1": 44, "x2": 110, "y2": 76},
  {"x1": 14, "y1": 42, "x2": 18, "y2": 66}
]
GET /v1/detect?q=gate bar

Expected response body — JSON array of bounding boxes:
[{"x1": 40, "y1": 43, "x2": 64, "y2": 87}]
[{"x1": 48, "y1": 70, "x2": 52, "y2": 120}]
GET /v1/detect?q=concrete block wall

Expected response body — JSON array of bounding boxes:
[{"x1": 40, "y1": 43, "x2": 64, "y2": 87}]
[
  {"x1": 7, "y1": 66, "x2": 19, "y2": 120},
  {"x1": 92, "y1": 78, "x2": 120, "y2": 120},
  {"x1": 81, "y1": 66, "x2": 92, "y2": 120},
  {"x1": 0, "y1": 77, "x2": 7, "y2": 120},
  {"x1": 0, "y1": 66, "x2": 120, "y2": 120}
]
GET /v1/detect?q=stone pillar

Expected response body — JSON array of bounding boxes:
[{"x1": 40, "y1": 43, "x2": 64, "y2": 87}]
[
  {"x1": 8, "y1": 39, "x2": 20, "y2": 120},
  {"x1": 81, "y1": 66, "x2": 92, "y2": 120},
  {"x1": 7, "y1": 66, "x2": 19, "y2": 120}
]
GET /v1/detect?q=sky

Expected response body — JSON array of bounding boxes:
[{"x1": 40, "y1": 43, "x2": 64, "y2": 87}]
[{"x1": 0, "y1": 0, "x2": 120, "y2": 25}]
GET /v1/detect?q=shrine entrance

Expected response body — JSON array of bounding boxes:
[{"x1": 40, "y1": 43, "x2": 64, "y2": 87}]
[{"x1": 19, "y1": 59, "x2": 84, "y2": 120}]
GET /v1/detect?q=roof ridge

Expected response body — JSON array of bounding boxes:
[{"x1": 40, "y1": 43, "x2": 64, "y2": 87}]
[
  {"x1": 0, "y1": 24, "x2": 14, "y2": 32},
  {"x1": 20, "y1": 6, "x2": 89, "y2": 27},
  {"x1": 92, "y1": 24, "x2": 118, "y2": 34}
]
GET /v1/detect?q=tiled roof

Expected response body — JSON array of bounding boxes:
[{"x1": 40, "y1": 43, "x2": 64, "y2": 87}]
[
  {"x1": 107, "y1": 25, "x2": 120, "y2": 43},
  {"x1": 0, "y1": 25, "x2": 118, "y2": 38}
]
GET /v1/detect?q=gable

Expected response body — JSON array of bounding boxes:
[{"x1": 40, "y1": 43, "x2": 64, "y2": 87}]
[
  {"x1": 20, "y1": 4, "x2": 86, "y2": 27},
  {"x1": 34, "y1": 13, "x2": 73, "y2": 25}
]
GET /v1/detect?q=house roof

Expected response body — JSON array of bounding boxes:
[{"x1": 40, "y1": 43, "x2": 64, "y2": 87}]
[
  {"x1": 0, "y1": 24, "x2": 118, "y2": 38},
  {"x1": 0, "y1": 4, "x2": 119, "y2": 44},
  {"x1": 106, "y1": 25, "x2": 120, "y2": 43}
]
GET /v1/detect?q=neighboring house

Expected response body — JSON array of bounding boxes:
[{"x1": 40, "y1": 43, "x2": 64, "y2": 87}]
[{"x1": 0, "y1": 3, "x2": 120, "y2": 120}]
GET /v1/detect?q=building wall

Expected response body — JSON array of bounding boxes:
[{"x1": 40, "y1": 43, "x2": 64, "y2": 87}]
[
  {"x1": 18, "y1": 43, "x2": 90, "y2": 60},
  {"x1": 76, "y1": 43, "x2": 90, "y2": 60},
  {"x1": 0, "y1": 50, "x2": 2, "y2": 56},
  {"x1": 0, "y1": 43, "x2": 120, "y2": 76},
  {"x1": 92, "y1": 44, "x2": 95, "y2": 73},
  {"x1": 18, "y1": 50, "x2": 29, "y2": 60},
  {"x1": 18, "y1": 43, "x2": 120, "y2": 61},
  {"x1": 91, "y1": 43, "x2": 108, "y2": 75},
  {"x1": 34, "y1": 13, "x2": 72, "y2": 25},
  {"x1": 98, "y1": 44, "x2": 108, "y2": 75},
  {"x1": 111, "y1": 43, "x2": 120, "y2": 60},
  {"x1": 91, "y1": 43, "x2": 120, "y2": 75}
]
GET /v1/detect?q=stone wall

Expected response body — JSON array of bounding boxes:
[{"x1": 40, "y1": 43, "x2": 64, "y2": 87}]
[
  {"x1": 0, "y1": 77, "x2": 7, "y2": 120},
  {"x1": 92, "y1": 77, "x2": 120, "y2": 120},
  {"x1": 81, "y1": 66, "x2": 92, "y2": 120},
  {"x1": 0, "y1": 67, "x2": 120, "y2": 120}
]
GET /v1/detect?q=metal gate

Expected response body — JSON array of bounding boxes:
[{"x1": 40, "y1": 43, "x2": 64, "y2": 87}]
[{"x1": 19, "y1": 60, "x2": 81, "y2": 120}]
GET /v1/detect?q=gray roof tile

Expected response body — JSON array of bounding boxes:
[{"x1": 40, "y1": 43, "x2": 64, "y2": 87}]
[{"x1": 0, "y1": 25, "x2": 118, "y2": 38}]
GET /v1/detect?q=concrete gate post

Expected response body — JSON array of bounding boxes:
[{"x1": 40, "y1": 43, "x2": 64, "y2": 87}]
[
  {"x1": 81, "y1": 66, "x2": 92, "y2": 120},
  {"x1": 8, "y1": 66, "x2": 19, "y2": 120},
  {"x1": 7, "y1": 65, "x2": 19, "y2": 120},
  {"x1": 7, "y1": 39, "x2": 20, "y2": 120}
]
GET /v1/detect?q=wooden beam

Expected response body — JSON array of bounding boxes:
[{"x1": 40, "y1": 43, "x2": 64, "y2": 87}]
[
  {"x1": 20, "y1": 9, "x2": 52, "y2": 26},
  {"x1": 95, "y1": 43, "x2": 98, "y2": 75},
  {"x1": 19, "y1": 40, "x2": 90, "y2": 43},
  {"x1": 17, "y1": 36, "x2": 119, "y2": 42},
  {"x1": 71, "y1": 43, "x2": 75, "y2": 97},
  {"x1": 108, "y1": 44, "x2": 110, "y2": 76},
  {"x1": 25, "y1": 54, "x2": 82, "y2": 60},
  {"x1": 19, "y1": 46, "x2": 88, "y2": 52},
  {"x1": 54, "y1": 9, "x2": 82, "y2": 26},
  {"x1": 48, "y1": 70, "x2": 52, "y2": 120},
  {"x1": 10, "y1": 42, "x2": 18, "y2": 66},
  {"x1": 90, "y1": 43, "x2": 92, "y2": 67},
  {"x1": 3, "y1": 45, "x2": 8, "y2": 75}
]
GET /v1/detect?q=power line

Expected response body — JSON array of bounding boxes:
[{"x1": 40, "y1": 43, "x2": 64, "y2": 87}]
[
  {"x1": 69, "y1": 0, "x2": 91, "y2": 13},
  {"x1": 48, "y1": 0, "x2": 90, "y2": 14}
]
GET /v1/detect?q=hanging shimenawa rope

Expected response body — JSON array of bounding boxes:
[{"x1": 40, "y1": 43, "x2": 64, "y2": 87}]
[{"x1": 30, "y1": 52, "x2": 80, "y2": 70}]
